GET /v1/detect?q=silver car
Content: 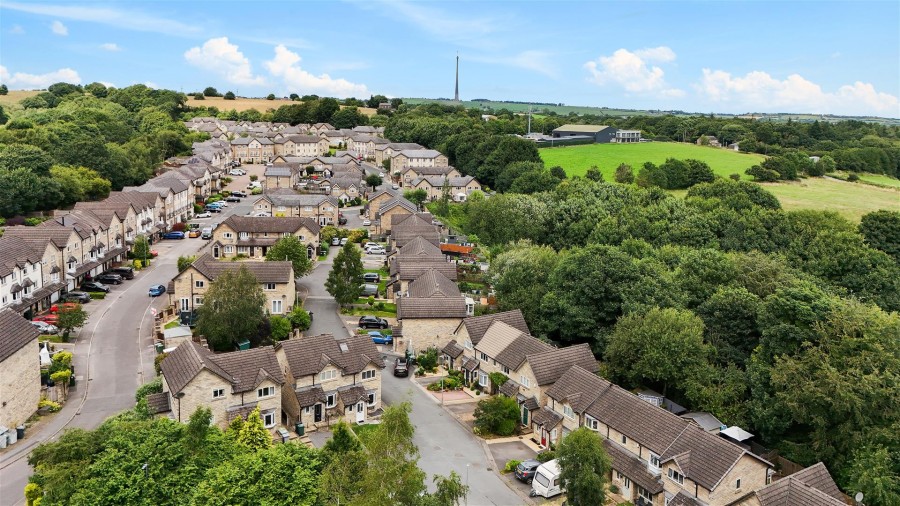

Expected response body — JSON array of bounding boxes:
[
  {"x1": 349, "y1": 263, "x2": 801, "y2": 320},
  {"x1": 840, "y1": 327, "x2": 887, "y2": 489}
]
[{"x1": 31, "y1": 321, "x2": 59, "y2": 334}]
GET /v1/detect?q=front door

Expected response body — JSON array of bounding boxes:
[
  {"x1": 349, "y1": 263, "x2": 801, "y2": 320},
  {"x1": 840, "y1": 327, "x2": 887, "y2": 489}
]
[
  {"x1": 356, "y1": 402, "x2": 365, "y2": 423},
  {"x1": 314, "y1": 404, "x2": 322, "y2": 423},
  {"x1": 541, "y1": 429, "x2": 546, "y2": 446},
  {"x1": 180, "y1": 298, "x2": 189, "y2": 312},
  {"x1": 213, "y1": 246, "x2": 219, "y2": 258},
  {"x1": 522, "y1": 407, "x2": 529, "y2": 425}
]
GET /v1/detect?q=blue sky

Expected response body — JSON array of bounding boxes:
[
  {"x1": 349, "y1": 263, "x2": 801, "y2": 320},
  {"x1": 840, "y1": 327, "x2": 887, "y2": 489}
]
[{"x1": 1, "y1": 1, "x2": 898, "y2": 117}]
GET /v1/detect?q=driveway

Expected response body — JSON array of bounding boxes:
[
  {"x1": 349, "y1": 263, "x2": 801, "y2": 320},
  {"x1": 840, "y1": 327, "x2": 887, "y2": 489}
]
[{"x1": 487, "y1": 441, "x2": 543, "y2": 501}]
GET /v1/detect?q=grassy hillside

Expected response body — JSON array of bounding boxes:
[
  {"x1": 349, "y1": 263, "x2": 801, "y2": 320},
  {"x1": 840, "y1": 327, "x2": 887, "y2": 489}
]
[
  {"x1": 185, "y1": 95, "x2": 377, "y2": 116},
  {"x1": 540, "y1": 142, "x2": 767, "y2": 180},
  {"x1": 0, "y1": 90, "x2": 40, "y2": 108},
  {"x1": 762, "y1": 178, "x2": 899, "y2": 221}
]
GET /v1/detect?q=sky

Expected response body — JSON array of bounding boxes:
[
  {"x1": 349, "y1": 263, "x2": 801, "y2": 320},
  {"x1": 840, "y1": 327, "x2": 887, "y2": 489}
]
[{"x1": 1, "y1": 1, "x2": 898, "y2": 117}]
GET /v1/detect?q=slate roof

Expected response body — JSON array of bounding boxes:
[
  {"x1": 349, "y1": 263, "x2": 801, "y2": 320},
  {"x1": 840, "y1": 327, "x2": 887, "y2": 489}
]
[
  {"x1": 459, "y1": 309, "x2": 529, "y2": 346},
  {"x1": 338, "y1": 385, "x2": 369, "y2": 405},
  {"x1": 0, "y1": 308, "x2": 41, "y2": 363},
  {"x1": 401, "y1": 165, "x2": 457, "y2": 176},
  {"x1": 390, "y1": 259, "x2": 457, "y2": 281},
  {"x1": 397, "y1": 297, "x2": 468, "y2": 319},
  {"x1": 531, "y1": 407, "x2": 563, "y2": 428},
  {"x1": 0, "y1": 236, "x2": 43, "y2": 277},
  {"x1": 476, "y1": 321, "x2": 528, "y2": 360},
  {"x1": 748, "y1": 463, "x2": 845, "y2": 506},
  {"x1": 499, "y1": 379, "x2": 519, "y2": 397},
  {"x1": 265, "y1": 165, "x2": 293, "y2": 177},
  {"x1": 527, "y1": 343, "x2": 598, "y2": 386},
  {"x1": 667, "y1": 491, "x2": 701, "y2": 506},
  {"x1": 2, "y1": 225, "x2": 76, "y2": 249},
  {"x1": 546, "y1": 364, "x2": 611, "y2": 413},
  {"x1": 412, "y1": 176, "x2": 477, "y2": 188},
  {"x1": 261, "y1": 191, "x2": 337, "y2": 209},
  {"x1": 494, "y1": 334, "x2": 553, "y2": 371},
  {"x1": 461, "y1": 356, "x2": 479, "y2": 372},
  {"x1": 146, "y1": 392, "x2": 172, "y2": 414},
  {"x1": 377, "y1": 197, "x2": 417, "y2": 217},
  {"x1": 160, "y1": 341, "x2": 283, "y2": 395},
  {"x1": 295, "y1": 385, "x2": 326, "y2": 408},
  {"x1": 441, "y1": 339, "x2": 464, "y2": 359},
  {"x1": 277, "y1": 333, "x2": 384, "y2": 378},
  {"x1": 185, "y1": 253, "x2": 294, "y2": 284},
  {"x1": 681, "y1": 412, "x2": 725, "y2": 432},
  {"x1": 220, "y1": 215, "x2": 320, "y2": 235},
  {"x1": 407, "y1": 269, "x2": 461, "y2": 298},
  {"x1": 391, "y1": 236, "x2": 443, "y2": 260},
  {"x1": 396, "y1": 149, "x2": 444, "y2": 159},
  {"x1": 603, "y1": 440, "x2": 664, "y2": 494}
]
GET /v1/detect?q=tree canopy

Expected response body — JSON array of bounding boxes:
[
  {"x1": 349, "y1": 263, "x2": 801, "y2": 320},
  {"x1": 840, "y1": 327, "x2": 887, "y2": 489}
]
[
  {"x1": 265, "y1": 235, "x2": 313, "y2": 276},
  {"x1": 195, "y1": 265, "x2": 266, "y2": 351},
  {"x1": 325, "y1": 243, "x2": 364, "y2": 305}
]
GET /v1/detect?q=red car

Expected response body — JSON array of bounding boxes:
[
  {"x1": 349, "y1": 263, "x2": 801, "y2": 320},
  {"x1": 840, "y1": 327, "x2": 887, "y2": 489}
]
[
  {"x1": 50, "y1": 302, "x2": 78, "y2": 313},
  {"x1": 33, "y1": 314, "x2": 59, "y2": 324}
]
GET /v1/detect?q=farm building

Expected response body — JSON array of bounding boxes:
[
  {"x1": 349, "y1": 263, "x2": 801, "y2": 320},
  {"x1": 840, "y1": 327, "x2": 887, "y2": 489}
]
[{"x1": 552, "y1": 124, "x2": 619, "y2": 143}]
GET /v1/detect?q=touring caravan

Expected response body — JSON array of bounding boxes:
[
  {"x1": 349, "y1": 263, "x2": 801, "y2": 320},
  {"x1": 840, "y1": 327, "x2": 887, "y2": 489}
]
[{"x1": 530, "y1": 459, "x2": 563, "y2": 498}]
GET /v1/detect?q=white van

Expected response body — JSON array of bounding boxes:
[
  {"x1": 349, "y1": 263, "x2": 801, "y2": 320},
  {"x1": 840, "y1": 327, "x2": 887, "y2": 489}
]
[{"x1": 530, "y1": 459, "x2": 563, "y2": 498}]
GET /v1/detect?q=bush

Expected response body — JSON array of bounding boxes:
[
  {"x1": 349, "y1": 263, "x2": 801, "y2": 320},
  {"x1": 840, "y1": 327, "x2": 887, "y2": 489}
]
[
  {"x1": 473, "y1": 395, "x2": 520, "y2": 436},
  {"x1": 374, "y1": 302, "x2": 385, "y2": 310},
  {"x1": 504, "y1": 459, "x2": 521, "y2": 473},
  {"x1": 172, "y1": 222, "x2": 186, "y2": 232},
  {"x1": 848, "y1": 172, "x2": 860, "y2": 182},
  {"x1": 367, "y1": 296, "x2": 375, "y2": 307},
  {"x1": 288, "y1": 306, "x2": 312, "y2": 331},
  {"x1": 609, "y1": 484, "x2": 619, "y2": 494},
  {"x1": 536, "y1": 450, "x2": 556, "y2": 462},
  {"x1": 251, "y1": 187, "x2": 262, "y2": 195},
  {"x1": 417, "y1": 347, "x2": 439, "y2": 372},
  {"x1": 249, "y1": 175, "x2": 258, "y2": 182},
  {"x1": 729, "y1": 173, "x2": 741, "y2": 181},
  {"x1": 154, "y1": 353, "x2": 168, "y2": 375},
  {"x1": 38, "y1": 397, "x2": 61, "y2": 412},
  {"x1": 489, "y1": 372, "x2": 509, "y2": 390},
  {"x1": 24, "y1": 217, "x2": 48, "y2": 226},
  {"x1": 135, "y1": 376, "x2": 163, "y2": 402},
  {"x1": 88, "y1": 292, "x2": 106, "y2": 300}
]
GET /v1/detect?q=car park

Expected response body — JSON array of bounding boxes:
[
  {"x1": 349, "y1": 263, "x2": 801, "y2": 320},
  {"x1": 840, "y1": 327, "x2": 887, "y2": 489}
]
[
  {"x1": 31, "y1": 321, "x2": 60, "y2": 335},
  {"x1": 359, "y1": 283, "x2": 379, "y2": 297},
  {"x1": 362, "y1": 272, "x2": 380, "y2": 283},
  {"x1": 358, "y1": 315, "x2": 389, "y2": 329},
  {"x1": 228, "y1": 168, "x2": 246, "y2": 176},
  {"x1": 81, "y1": 281, "x2": 111, "y2": 293},
  {"x1": 61, "y1": 291, "x2": 91, "y2": 303},
  {"x1": 148, "y1": 284, "x2": 166, "y2": 297},
  {"x1": 393, "y1": 357, "x2": 409, "y2": 377},
  {"x1": 109, "y1": 266, "x2": 134, "y2": 279},
  {"x1": 514, "y1": 459, "x2": 542, "y2": 483},
  {"x1": 33, "y1": 314, "x2": 59, "y2": 325},
  {"x1": 195, "y1": 211, "x2": 212, "y2": 218},
  {"x1": 363, "y1": 242, "x2": 379, "y2": 250},
  {"x1": 162, "y1": 231, "x2": 186, "y2": 240},
  {"x1": 95, "y1": 273, "x2": 123, "y2": 285},
  {"x1": 252, "y1": 211, "x2": 271, "y2": 217},
  {"x1": 369, "y1": 331, "x2": 393, "y2": 345}
]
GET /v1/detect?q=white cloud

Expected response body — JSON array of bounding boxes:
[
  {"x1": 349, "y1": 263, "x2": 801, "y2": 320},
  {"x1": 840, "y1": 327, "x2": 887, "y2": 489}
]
[
  {"x1": 10, "y1": 25, "x2": 25, "y2": 34},
  {"x1": 0, "y1": 65, "x2": 82, "y2": 88},
  {"x1": 695, "y1": 68, "x2": 899, "y2": 116},
  {"x1": 584, "y1": 47, "x2": 684, "y2": 97},
  {"x1": 184, "y1": 37, "x2": 265, "y2": 86},
  {"x1": 264, "y1": 45, "x2": 369, "y2": 98},
  {"x1": 100, "y1": 43, "x2": 121, "y2": 52},
  {"x1": 51, "y1": 20, "x2": 68, "y2": 35},
  {"x1": 1, "y1": 2, "x2": 201, "y2": 37}
]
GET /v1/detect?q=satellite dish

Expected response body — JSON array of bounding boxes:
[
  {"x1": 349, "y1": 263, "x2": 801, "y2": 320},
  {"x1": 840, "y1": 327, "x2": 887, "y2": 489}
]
[{"x1": 855, "y1": 492, "x2": 864, "y2": 502}]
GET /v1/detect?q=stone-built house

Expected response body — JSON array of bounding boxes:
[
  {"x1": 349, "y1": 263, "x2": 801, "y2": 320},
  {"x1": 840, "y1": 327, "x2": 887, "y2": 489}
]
[
  {"x1": 387, "y1": 235, "x2": 443, "y2": 267},
  {"x1": 264, "y1": 164, "x2": 298, "y2": 190},
  {"x1": 365, "y1": 188, "x2": 399, "y2": 220},
  {"x1": 375, "y1": 198, "x2": 418, "y2": 234},
  {"x1": 319, "y1": 130, "x2": 348, "y2": 147},
  {"x1": 309, "y1": 123, "x2": 335, "y2": 135},
  {"x1": 253, "y1": 190, "x2": 338, "y2": 225},
  {"x1": 211, "y1": 215, "x2": 320, "y2": 261},
  {"x1": 469, "y1": 321, "x2": 552, "y2": 391},
  {"x1": 328, "y1": 176, "x2": 363, "y2": 202},
  {"x1": 394, "y1": 269, "x2": 473, "y2": 353},
  {"x1": 154, "y1": 342, "x2": 285, "y2": 430},
  {"x1": 125, "y1": 175, "x2": 192, "y2": 229},
  {"x1": 375, "y1": 142, "x2": 424, "y2": 166},
  {"x1": 0, "y1": 308, "x2": 42, "y2": 429},
  {"x1": 275, "y1": 334, "x2": 385, "y2": 429},
  {"x1": 230, "y1": 137, "x2": 276, "y2": 164},
  {"x1": 0, "y1": 236, "x2": 52, "y2": 314},
  {"x1": 454, "y1": 309, "x2": 530, "y2": 379},
  {"x1": 2, "y1": 226, "x2": 85, "y2": 292},
  {"x1": 275, "y1": 135, "x2": 329, "y2": 157},
  {"x1": 347, "y1": 134, "x2": 390, "y2": 159},
  {"x1": 389, "y1": 214, "x2": 440, "y2": 248},
  {"x1": 537, "y1": 365, "x2": 772, "y2": 506},
  {"x1": 729, "y1": 462, "x2": 845, "y2": 506},
  {"x1": 387, "y1": 258, "x2": 457, "y2": 299},
  {"x1": 390, "y1": 149, "x2": 449, "y2": 172},
  {"x1": 399, "y1": 166, "x2": 462, "y2": 186},
  {"x1": 167, "y1": 253, "x2": 296, "y2": 315},
  {"x1": 409, "y1": 176, "x2": 482, "y2": 201}
]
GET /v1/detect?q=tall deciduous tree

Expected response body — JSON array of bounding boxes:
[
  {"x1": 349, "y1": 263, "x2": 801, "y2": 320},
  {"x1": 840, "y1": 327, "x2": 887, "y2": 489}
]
[
  {"x1": 56, "y1": 305, "x2": 88, "y2": 341},
  {"x1": 325, "y1": 243, "x2": 364, "y2": 306},
  {"x1": 265, "y1": 235, "x2": 312, "y2": 276},
  {"x1": 434, "y1": 177, "x2": 451, "y2": 216},
  {"x1": 355, "y1": 402, "x2": 426, "y2": 506},
  {"x1": 859, "y1": 210, "x2": 900, "y2": 264},
  {"x1": 132, "y1": 235, "x2": 151, "y2": 264},
  {"x1": 365, "y1": 174, "x2": 383, "y2": 190},
  {"x1": 403, "y1": 188, "x2": 428, "y2": 208},
  {"x1": 195, "y1": 265, "x2": 266, "y2": 351},
  {"x1": 605, "y1": 307, "x2": 711, "y2": 394},
  {"x1": 613, "y1": 163, "x2": 634, "y2": 183},
  {"x1": 557, "y1": 427, "x2": 611, "y2": 506}
]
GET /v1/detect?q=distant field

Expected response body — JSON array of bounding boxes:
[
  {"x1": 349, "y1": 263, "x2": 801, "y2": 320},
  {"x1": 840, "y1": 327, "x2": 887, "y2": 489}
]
[
  {"x1": 539, "y1": 142, "x2": 766, "y2": 180},
  {"x1": 185, "y1": 96, "x2": 377, "y2": 116},
  {"x1": 402, "y1": 97, "x2": 683, "y2": 117},
  {"x1": 0, "y1": 90, "x2": 40, "y2": 108},
  {"x1": 761, "y1": 178, "x2": 898, "y2": 221}
]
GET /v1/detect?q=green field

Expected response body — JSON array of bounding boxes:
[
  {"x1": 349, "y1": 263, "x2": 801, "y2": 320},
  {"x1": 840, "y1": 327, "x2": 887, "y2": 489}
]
[
  {"x1": 761, "y1": 178, "x2": 899, "y2": 222},
  {"x1": 540, "y1": 142, "x2": 766, "y2": 180}
]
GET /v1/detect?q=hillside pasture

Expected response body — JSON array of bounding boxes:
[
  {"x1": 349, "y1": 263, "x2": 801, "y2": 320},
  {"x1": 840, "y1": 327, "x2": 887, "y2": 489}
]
[
  {"x1": 539, "y1": 142, "x2": 766, "y2": 180},
  {"x1": 761, "y1": 178, "x2": 899, "y2": 222},
  {"x1": 0, "y1": 90, "x2": 41, "y2": 108},
  {"x1": 185, "y1": 95, "x2": 377, "y2": 116}
]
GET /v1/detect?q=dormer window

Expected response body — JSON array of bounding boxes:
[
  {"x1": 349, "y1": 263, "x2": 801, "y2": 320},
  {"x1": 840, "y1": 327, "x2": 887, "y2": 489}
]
[
  {"x1": 667, "y1": 468, "x2": 684, "y2": 485},
  {"x1": 563, "y1": 405, "x2": 574, "y2": 419}
]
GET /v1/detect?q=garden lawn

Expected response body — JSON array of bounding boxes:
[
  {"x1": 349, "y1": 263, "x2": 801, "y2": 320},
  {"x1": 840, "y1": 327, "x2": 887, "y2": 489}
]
[
  {"x1": 351, "y1": 423, "x2": 379, "y2": 445},
  {"x1": 760, "y1": 178, "x2": 899, "y2": 222},
  {"x1": 540, "y1": 142, "x2": 766, "y2": 180}
]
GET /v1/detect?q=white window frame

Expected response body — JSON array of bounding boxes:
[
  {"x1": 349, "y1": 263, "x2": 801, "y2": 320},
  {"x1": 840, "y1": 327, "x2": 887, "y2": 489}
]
[
  {"x1": 736, "y1": 478, "x2": 742, "y2": 489},
  {"x1": 319, "y1": 369, "x2": 337, "y2": 381},
  {"x1": 585, "y1": 415, "x2": 599, "y2": 431},
  {"x1": 264, "y1": 282, "x2": 276, "y2": 291},
  {"x1": 520, "y1": 375, "x2": 530, "y2": 388},
  {"x1": 621, "y1": 434, "x2": 628, "y2": 445},
  {"x1": 224, "y1": 245, "x2": 234, "y2": 253},
  {"x1": 479, "y1": 352, "x2": 488, "y2": 361},
  {"x1": 361, "y1": 369, "x2": 376, "y2": 380},
  {"x1": 272, "y1": 299, "x2": 283, "y2": 314},
  {"x1": 224, "y1": 232, "x2": 233, "y2": 239},
  {"x1": 668, "y1": 468, "x2": 685, "y2": 485},
  {"x1": 194, "y1": 297, "x2": 204, "y2": 306},
  {"x1": 325, "y1": 394, "x2": 336, "y2": 408},
  {"x1": 563, "y1": 405, "x2": 574, "y2": 419},
  {"x1": 257, "y1": 386, "x2": 275, "y2": 399},
  {"x1": 479, "y1": 372, "x2": 489, "y2": 387},
  {"x1": 262, "y1": 410, "x2": 276, "y2": 428},
  {"x1": 367, "y1": 392, "x2": 376, "y2": 406},
  {"x1": 649, "y1": 453, "x2": 661, "y2": 471},
  {"x1": 212, "y1": 388, "x2": 225, "y2": 399}
]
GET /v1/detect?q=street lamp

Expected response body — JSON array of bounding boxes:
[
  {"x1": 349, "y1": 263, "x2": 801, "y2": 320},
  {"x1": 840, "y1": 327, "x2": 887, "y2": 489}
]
[{"x1": 465, "y1": 464, "x2": 469, "y2": 506}]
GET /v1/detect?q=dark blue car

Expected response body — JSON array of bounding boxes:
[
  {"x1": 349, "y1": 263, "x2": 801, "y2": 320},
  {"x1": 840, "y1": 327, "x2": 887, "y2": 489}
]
[
  {"x1": 162, "y1": 231, "x2": 185, "y2": 240},
  {"x1": 148, "y1": 284, "x2": 166, "y2": 297}
]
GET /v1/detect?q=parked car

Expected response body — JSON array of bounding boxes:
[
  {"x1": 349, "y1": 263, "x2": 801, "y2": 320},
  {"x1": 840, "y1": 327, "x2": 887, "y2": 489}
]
[
  {"x1": 366, "y1": 246, "x2": 386, "y2": 255},
  {"x1": 81, "y1": 281, "x2": 110, "y2": 293},
  {"x1": 206, "y1": 201, "x2": 224, "y2": 208},
  {"x1": 225, "y1": 196, "x2": 241, "y2": 202},
  {"x1": 50, "y1": 302, "x2": 77, "y2": 313},
  {"x1": 338, "y1": 216, "x2": 348, "y2": 225},
  {"x1": 32, "y1": 314, "x2": 59, "y2": 325},
  {"x1": 358, "y1": 315, "x2": 389, "y2": 329},
  {"x1": 205, "y1": 206, "x2": 222, "y2": 213},
  {"x1": 340, "y1": 238, "x2": 348, "y2": 246},
  {"x1": 195, "y1": 211, "x2": 212, "y2": 218},
  {"x1": 31, "y1": 321, "x2": 60, "y2": 335},
  {"x1": 253, "y1": 211, "x2": 271, "y2": 217},
  {"x1": 109, "y1": 266, "x2": 135, "y2": 279},
  {"x1": 228, "y1": 168, "x2": 246, "y2": 176},
  {"x1": 363, "y1": 242, "x2": 379, "y2": 250},
  {"x1": 394, "y1": 357, "x2": 409, "y2": 377},
  {"x1": 162, "y1": 231, "x2": 185, "y2": 240},
  {"x1": 247, "y1": 182, "x2": 262, "y2": 189},
  {"x1": 515, "y1": 459, "x2": 542, "y2": 483},
  {"x1": 362, "y1": 273, "x2": 380, "y2": 283},
  {"x1": 216, "y1": 201, "x2": 228, "y2": 207},
  {"x1": 369, "y1": 331, "x2": 393, "y2": 345},
  {"x1": 95, "y1": 273, "x2": 123, "y2": 285},
  {"x1": 188, "y1": 229, "x2": 201, "y2": 238},
  {"x1": 231, "y1": 191, "x2": 247, "y2": 198},
  {"x1": 148, "y1": 284, "x2": 166, "y2": 297},
  {"x1": 359, "y1": 283, "x2": 379, "y2": 297},
  {"x1": 391, "y1": 184, "x2": 399, "y2": 190},
  {"x1": 331, "y1": 237, "x2": 340, "y2": 246},
  {"x1": 362, "y1": 219, "x2": 372, "y2": 226},
  {"x1": 61, "y1": 291, "x2": 91, "y2": 303}
]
